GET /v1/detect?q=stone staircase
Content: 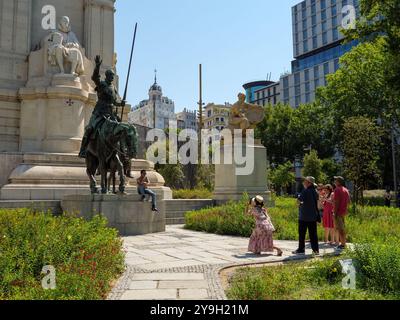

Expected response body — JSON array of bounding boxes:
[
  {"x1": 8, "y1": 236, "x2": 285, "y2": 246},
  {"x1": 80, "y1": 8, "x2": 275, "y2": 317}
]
[{"x1": 164, "y1": 199, "x2": 214, "y2": 225}]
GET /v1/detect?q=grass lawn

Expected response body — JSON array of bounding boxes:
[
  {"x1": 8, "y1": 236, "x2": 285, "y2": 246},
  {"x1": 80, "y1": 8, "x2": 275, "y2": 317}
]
[
  {"x1": 227, "y1": 257, "x2": 399, "y2": 300},
  {"x1": 185, "y1": 196, "x2": 400, "y2": 300}
]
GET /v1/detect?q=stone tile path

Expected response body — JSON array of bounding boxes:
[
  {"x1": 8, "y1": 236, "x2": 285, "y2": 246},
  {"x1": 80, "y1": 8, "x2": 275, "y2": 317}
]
[{"x1": 108, "y1": 225, "x2": 337, "y2": 300}]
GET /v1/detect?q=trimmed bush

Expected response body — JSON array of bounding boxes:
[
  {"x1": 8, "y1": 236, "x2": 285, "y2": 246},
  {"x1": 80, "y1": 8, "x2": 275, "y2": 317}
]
[
  {"x1": 0, "y1": 209, "x2": 125, "y2": 300},
  {"x1": 172, "y1": 188, "x2": 213, "y2": 199}
]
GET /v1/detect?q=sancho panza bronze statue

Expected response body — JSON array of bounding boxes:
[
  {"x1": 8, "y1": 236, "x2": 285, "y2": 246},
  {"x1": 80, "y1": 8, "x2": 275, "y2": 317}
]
[{"x1": 79, "y1": 55, "x2": 138, "y2": 194}]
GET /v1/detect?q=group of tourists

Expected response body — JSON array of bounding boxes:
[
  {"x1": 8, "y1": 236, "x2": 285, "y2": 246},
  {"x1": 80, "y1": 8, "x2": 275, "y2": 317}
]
[{"x1": 246, "y1": 176, "x2": 350, "y2": 256}]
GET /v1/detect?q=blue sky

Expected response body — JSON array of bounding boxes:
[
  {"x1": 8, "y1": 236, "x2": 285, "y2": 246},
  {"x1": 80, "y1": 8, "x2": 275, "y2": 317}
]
[{"x1": 115, "y1": 0, "x2": 300, "y2": 112}]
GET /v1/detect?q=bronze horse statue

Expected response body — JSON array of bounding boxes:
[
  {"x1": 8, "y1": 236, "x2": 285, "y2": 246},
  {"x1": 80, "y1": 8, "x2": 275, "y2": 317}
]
[{"x1": 86, "y1": 117, "x2": 138, "y2": 194}]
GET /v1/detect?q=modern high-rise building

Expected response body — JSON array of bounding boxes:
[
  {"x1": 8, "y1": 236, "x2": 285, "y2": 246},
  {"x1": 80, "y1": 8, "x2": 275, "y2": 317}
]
[
  {"x1": 280, "y1": 0, "x2": 360, "y2": 108},
  {"x1": 243, "y1": 80, "x2": 281, "y2": 106}
]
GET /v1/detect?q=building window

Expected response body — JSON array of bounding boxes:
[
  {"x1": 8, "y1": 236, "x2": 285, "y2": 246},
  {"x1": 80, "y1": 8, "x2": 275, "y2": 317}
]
[
  {"x1": 283, "y1": 77, "x2": 289, "y2": 88},
  {"x1": 295, "y1": 96, "x2": 301, "y2": 108},
  {"x1": 305, "y1": 92, "x2": 311, "y2": 103},
  {"x1": 305, "y1": 69, "x2": 310, "y2": 81},
  {"x1": 321, "y1": 0, "x2": 326, "y2": 10},
  {"x1": 314, "y1": 65, "x2": 319, "y2": 78},
  {"x1": 314, "y1": 78, "x2": 320, "y2": 88},
  {"x1": 324, "y1": 63, "x2": 330, "y2": 76},
  {"x1": 333, "y1": 28, "x2": 339, "y2": 41},
  {"x1": 294, "y1": 73, "x2": 300, "y2": 84},
  {"x1": 312, "y1": 15, "x2": 317, "y2": 25},
  {"x1": 312, "y1": 25, "x2": 317, "y2": 36},
  {"x1": 322, "y1": 21, "x2": 327, "y2": 32},
  {"x1": 334, "y1": 58, "x2": 340, "y2": 71},
  {"x1": 295, "y1": 85, "x2": 301, "y2": 96},
  {"x1": 331, "y1": 4, "x2": 337, "y2": 16},
  {"x1": 305, "y1": 81, "x2": 311, "y2": 93},
  {"x1": 311, "y1": 3, "x2": 316, "y2": 15},
  {"x1": 302, "y1": 19, "x2": 307, "y2": 30},
  {"x1": 313, "y1": 36, "x2": 318, "y2": 49},
  {"x1": 332, "y1": 16, "x2": 337, "y2": 28},
  {"x1": 322, "y1": 32, "x2": 328, "y2": 45},
  {"x1": 303, "y1": 40, "x2": 308, "y2": 52},
  {"x1": 321, "y1": 10, "x2": 327, "y2": 21},
  {"x1": 284, "y1": 88, "x2": 289, "y2": 99}
]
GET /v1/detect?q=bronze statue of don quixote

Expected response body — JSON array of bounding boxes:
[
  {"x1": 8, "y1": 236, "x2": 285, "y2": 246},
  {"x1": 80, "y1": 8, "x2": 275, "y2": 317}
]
[{"x1": 79, "y1": 24, "x2": 139, "y2": 195}]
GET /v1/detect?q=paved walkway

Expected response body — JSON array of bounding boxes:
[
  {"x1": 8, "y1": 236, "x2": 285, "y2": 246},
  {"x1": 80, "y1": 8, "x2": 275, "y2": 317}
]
[{"x1": 108, "y1": 225, "x2": 337, "y2": 300}]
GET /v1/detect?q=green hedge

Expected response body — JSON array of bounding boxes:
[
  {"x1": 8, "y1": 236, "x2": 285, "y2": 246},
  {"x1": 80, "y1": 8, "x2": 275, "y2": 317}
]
[
  {"x1": 0, "y1": 209, "x2": 125, "y2": 300},
  {"x1": 172, "y1": 188, "x2": 213, "y2": 199},
  {"x1": 185, "y1": 197, "x2": 400, "y2": 243}
]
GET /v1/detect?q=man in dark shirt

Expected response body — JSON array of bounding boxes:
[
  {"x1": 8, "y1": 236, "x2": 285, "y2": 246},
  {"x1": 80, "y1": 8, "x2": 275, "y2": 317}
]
[{"x1": 293, "y1": 176, "x2": 320, "y2": 255}]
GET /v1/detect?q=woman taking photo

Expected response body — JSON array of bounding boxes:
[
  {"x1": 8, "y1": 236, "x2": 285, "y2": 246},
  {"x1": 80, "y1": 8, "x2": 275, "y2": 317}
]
[{"x1": 247, "y1": 195, "x2": 283, "y2": 256}]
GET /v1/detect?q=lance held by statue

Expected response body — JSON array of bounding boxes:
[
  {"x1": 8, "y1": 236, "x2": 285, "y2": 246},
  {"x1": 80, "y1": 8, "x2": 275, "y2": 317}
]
[{"x1": 79, "y1": 55, "x2": 138, "y2": 194}]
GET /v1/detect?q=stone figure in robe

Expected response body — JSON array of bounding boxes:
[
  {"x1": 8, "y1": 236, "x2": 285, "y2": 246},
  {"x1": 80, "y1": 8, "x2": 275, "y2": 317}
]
[{"x1": 48, "y1": 16, "x2": 85, "y2": 76}]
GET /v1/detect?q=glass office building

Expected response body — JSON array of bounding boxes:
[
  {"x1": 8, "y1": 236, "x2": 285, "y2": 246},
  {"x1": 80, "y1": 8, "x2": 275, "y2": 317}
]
[{"x1": 280, "y1": 0, "x2": 360, "y2": 108}]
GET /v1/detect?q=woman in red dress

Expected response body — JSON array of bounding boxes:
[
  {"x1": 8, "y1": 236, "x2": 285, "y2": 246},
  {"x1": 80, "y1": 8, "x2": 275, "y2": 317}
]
[
  {"x1": 321, "y1": 185, "x2": 336, "y2": 245},
  {"x1": 247, "y1": 196, "x2": 283, "y2": 256}
]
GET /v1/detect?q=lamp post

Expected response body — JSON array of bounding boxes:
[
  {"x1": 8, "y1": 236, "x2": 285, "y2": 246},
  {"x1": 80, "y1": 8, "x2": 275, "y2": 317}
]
[{"x1": 197, "y1": 64, "x2": 205, "y2": 164}]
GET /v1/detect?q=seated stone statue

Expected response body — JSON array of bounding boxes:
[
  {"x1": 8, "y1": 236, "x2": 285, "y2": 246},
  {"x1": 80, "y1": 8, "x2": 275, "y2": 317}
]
[
  {"x1": 48, "y1": 16, "x2": 84, "y2": 76},
  {"x1": 229, "y1": 93, "x2": 265, "y2": 135}
]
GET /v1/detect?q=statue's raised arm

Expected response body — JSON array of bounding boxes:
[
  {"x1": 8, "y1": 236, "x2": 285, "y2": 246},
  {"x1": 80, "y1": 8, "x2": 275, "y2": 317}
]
[{"x1": 92, "y1": 55, "x2": 102, "y2": 87}]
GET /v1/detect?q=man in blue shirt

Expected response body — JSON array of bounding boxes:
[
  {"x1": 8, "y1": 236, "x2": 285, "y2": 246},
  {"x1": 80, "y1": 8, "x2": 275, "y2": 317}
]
[{"x1": 292, "y1": 176, "x2": 320, "y2": 255}]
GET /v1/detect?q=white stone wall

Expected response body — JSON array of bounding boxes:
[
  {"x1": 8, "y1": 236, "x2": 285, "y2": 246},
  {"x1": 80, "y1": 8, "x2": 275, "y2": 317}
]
[
  {"x1": 0, "y1": 152, "x2": 23, "y2": 188},
  {"x1": 0, "y1": 0, "x2": 117, "y2": 153}
]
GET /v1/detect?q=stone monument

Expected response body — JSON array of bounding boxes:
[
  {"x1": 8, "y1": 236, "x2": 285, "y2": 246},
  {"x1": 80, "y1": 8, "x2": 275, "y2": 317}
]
[
  {"x1": 0, "y1": 1, "x2": 171, "y2": 235},
  {"x1": 213, "y1": 93, "x2": 271, "y2": 205}
]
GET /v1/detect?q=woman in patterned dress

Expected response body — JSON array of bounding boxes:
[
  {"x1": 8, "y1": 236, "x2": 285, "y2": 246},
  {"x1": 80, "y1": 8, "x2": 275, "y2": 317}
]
[{"x1": 247, "y1": 196, "x2": 283, "y2": 256}]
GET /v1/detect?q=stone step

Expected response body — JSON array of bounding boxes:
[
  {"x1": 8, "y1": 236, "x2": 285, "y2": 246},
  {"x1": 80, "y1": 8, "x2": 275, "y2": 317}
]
[
  {"x1": 166, "y1": 212, "x2": 191, "y2": 219},
  {"x1": 166, "y1": 217, "x2": 186, "y2": 225}
]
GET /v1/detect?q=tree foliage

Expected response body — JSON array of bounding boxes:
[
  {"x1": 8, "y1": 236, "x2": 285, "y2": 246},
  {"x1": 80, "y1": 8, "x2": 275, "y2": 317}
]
[
  {"x1": 302, "y1": 150, "x2": 327, "y2": 184},
  {"x1": 269, "y1": 161, "x2": 296, "y2": 195},
  {"x1": 342, "y1": 117, "x2": 382, "y2": 204},
  {"x1": 345, "y1": 0, "x2": 400, "y2": 94},
  {"x1": 318, "y1": 38, "x2": 391, "y2": 140},
  {"x1": 256, "y1": 102, "x2": 335, "y2": 165}
]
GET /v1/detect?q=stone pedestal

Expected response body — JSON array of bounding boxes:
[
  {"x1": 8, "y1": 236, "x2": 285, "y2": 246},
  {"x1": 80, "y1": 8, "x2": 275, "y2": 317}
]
[
  {"x1": 0, "y1": 153, "x2": 172, "y2": 201},
  {"x1": 213, "y1": 141, "x2": 272, "y2": 205},
  {"x1": 61, "y1": 194, "x2": 166, "y2": 236}
]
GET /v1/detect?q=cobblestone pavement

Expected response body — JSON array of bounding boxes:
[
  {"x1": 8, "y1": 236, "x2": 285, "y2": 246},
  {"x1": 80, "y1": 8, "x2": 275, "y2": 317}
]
[{"x1": 108, "y1": 225, "x2": 337, "y2": 300}]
